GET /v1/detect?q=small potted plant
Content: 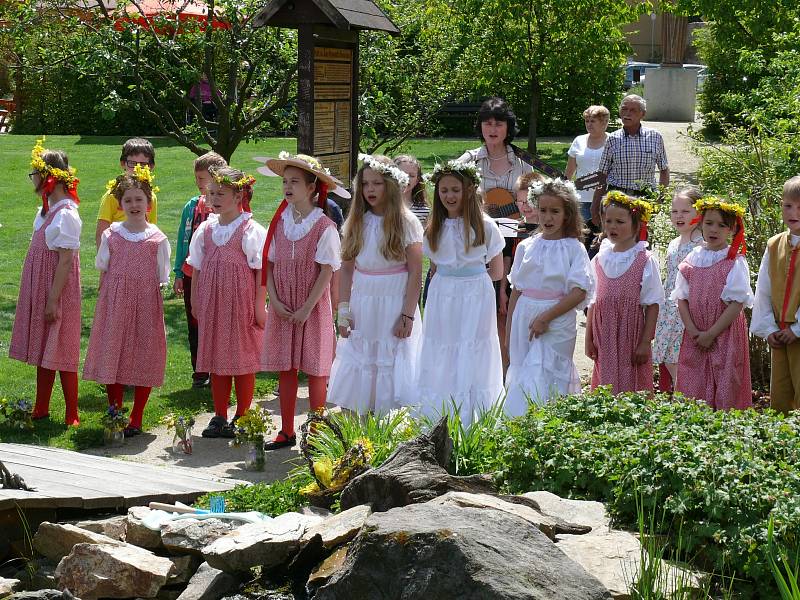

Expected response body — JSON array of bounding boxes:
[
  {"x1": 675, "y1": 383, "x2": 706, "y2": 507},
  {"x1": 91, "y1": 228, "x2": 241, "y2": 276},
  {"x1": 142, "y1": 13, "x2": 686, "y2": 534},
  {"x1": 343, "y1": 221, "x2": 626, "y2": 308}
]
[
  {"x1": 160, "y1": 412, "x2": 196, "y2": 455},
  {"x1": 230, "y1": 407, "x2": 273, "y2": 471},
  {"x1": 101, "y1": 405, "x2": 128, "y2": 446},
  {"x1": 0, "y1": 398, "x2": 34, "y2": 430}
]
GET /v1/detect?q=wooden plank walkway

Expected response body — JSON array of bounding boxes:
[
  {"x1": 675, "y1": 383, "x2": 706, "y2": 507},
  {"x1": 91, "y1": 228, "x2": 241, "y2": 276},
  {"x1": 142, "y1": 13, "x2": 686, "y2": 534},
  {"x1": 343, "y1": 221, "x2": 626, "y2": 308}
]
[{"x1": 0, "y1": 443, "x2": 242, "y2": 511}]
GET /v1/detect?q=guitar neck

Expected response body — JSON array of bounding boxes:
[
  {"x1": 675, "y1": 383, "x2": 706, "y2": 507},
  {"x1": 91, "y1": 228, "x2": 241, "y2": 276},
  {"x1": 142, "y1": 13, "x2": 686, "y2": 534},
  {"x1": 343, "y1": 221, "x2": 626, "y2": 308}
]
[
  {"x1": 491, "y1": 203, "x2": 520, "y2": 219},
  {"x1": 510, "y1": 143, "x2": 564, "y2": 179}
]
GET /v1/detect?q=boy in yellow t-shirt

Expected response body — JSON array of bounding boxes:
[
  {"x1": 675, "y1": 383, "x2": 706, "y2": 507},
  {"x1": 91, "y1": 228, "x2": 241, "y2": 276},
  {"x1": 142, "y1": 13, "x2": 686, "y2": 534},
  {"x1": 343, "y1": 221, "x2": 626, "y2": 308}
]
[{"x1": 95, "y1": 138, "x2": 159, "y2": 248}]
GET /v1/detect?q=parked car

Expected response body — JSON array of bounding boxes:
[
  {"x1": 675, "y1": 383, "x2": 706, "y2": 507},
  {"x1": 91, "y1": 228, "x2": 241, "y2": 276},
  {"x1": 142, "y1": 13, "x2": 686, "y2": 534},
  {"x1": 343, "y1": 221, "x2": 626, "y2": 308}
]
[{"x1": 623, "y1": 62, "x2": 660, "y2": 89}]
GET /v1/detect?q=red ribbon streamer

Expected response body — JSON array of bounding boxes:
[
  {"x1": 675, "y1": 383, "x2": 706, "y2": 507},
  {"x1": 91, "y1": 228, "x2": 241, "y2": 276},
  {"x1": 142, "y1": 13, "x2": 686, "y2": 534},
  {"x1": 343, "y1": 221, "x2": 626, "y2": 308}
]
[{"x1": 727, "y1": 216, "x2": 746, "y2": 260}]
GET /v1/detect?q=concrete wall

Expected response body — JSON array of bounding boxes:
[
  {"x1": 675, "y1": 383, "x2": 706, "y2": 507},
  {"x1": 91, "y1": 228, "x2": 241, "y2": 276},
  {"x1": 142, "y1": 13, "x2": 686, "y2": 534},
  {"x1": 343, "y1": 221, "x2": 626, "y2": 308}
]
[{"x1": 644, "y1": 67, "x2": 697, "y2": 121}]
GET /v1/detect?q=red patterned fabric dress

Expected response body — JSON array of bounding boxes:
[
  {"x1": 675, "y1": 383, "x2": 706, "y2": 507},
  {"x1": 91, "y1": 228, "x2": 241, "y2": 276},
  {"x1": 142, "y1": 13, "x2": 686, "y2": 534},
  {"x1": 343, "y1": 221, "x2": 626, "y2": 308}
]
[
  {"x1": 10, "y1": 203, "x2": 81, "y2": 372},
  {"x1": 261, "y1": 215, "x2": 336, "y2": 376},
  {"x1": 676, "y1": 258, "x2": 752, "y2": 410},
  {"x1": 591, "y1": 250, "x2": 654, "y2": 394},
  {"x1": 83, "y1": 227, "x2": 168, "y2": 387},
  {"x1": 194, "y1": 219, "x2": 264, "y2": 376}
]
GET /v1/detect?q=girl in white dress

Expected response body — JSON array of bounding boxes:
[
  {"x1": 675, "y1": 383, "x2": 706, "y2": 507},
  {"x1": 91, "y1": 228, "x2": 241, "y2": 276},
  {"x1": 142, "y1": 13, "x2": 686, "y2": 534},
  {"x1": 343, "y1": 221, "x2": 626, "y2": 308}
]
[
  {"x1": 418, "y1": 159, "x2": 505, "y2": 426},
  {"x1": 504, "y1": 179, "x2": 594, "y2": 415},
  {"x1": 329, "y1": 155, "x2": 424, "y2": 414}
]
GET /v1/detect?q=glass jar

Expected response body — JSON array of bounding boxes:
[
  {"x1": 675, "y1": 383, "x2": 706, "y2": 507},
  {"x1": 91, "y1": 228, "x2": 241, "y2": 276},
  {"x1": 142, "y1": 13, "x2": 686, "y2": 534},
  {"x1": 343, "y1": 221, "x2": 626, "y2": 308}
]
[
  {"x1": 172, "y1": 425, "x2": 194, "y2": 455},
  {"x1": 244, "y1": 439, "x2": 265, "y2": 471},
  {"x1": 104, "y1": 428, "x2": 124, "y2": 447}
]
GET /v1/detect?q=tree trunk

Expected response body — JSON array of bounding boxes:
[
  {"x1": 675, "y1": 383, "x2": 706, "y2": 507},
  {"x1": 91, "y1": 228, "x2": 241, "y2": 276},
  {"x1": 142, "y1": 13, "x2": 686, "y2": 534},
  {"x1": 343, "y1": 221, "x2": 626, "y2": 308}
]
[{"x1": 527, "y1": 75, "x2": 541, "y2": 156}]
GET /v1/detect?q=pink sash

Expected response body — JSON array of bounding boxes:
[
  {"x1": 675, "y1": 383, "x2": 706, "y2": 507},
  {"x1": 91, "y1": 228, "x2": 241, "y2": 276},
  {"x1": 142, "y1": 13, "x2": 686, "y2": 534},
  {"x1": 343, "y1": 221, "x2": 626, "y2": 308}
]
[
  {"x1": 355, "y1": 265, "x2": 408, "y2": 276},
  {"x1": 521, "y1": 288, "x2": 564, "y2": 301}
]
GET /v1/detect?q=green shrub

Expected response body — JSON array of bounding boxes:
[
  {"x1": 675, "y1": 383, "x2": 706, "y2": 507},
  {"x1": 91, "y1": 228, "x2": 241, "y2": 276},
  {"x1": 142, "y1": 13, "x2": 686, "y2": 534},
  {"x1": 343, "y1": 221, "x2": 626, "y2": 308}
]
[
  {"x1": 195, "y1": 478, "x2": 307, "y2": 517},
  {"x1": 496, "y1": 387, "x2": 800, "y2": 596}
]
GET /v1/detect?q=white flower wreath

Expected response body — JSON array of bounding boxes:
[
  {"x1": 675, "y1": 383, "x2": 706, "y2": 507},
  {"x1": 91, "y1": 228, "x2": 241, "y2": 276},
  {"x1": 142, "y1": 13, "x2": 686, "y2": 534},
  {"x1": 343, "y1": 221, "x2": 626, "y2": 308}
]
[
  {"x1": 525, "y1": 177, "x2": 578, "y2": 208},
  {"x1": 358, "y1": 153, "x2": 410, "y2": 189},
  {"x1": 278, "y1": 151, "x2": 332, "y2": 176},
  {"x1": 423, "y1": 159, "x2": 481, "y2": 187}
]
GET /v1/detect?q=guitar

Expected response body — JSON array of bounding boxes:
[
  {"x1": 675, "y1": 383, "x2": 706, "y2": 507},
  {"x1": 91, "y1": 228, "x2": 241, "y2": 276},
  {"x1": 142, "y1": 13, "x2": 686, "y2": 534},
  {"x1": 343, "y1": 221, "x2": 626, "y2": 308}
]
[{"x1": 484, "y1": 171, "x2": 605, "y2": 219}]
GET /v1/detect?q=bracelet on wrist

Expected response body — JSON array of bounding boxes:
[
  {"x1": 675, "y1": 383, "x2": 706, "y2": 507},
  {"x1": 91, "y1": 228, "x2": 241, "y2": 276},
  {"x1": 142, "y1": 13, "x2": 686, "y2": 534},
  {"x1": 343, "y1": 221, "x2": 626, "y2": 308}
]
[{"x1": 401, "y1": 313, "x2": 414, "y2": 321}]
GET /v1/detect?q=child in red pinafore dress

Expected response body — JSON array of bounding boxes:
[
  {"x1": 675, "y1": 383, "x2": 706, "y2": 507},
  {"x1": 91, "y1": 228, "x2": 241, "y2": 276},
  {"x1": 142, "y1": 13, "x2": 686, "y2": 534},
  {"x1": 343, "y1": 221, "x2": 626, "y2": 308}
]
[
  {"x1": 83, "y1": 167, "x2": 171, "y2": 436},
  {"x1": 673, "y1": 197, "x2": 753, "y2": 410},
  {"x1": 258, "y1": 152, "x2": 343, "y2": 450},
  {"x1": 188, "y1": 167, "x2": 267, "y2": 438},
  {"x1": 10, "y1": 139, "x2": 82, "y2": 426},
  {"x1": 585, "y1": 191, "x2": 664, "y2": 394}
]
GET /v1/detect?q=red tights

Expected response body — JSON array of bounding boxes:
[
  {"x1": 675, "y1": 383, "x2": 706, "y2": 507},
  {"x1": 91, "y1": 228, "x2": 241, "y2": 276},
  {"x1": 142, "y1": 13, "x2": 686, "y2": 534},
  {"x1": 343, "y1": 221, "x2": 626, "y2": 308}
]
[
  {"x1": 278, "y1": 370, "x2": 327, "y2": 436},
  {"x1": 106, "y1": 384, "x2": 151, "y2": 429},
  {"x1": 210, "y1": 373, "x2": 255, "y2": 420},
  {"x1": 34, "y1": 367, "x2": 79, "y2": 425}
]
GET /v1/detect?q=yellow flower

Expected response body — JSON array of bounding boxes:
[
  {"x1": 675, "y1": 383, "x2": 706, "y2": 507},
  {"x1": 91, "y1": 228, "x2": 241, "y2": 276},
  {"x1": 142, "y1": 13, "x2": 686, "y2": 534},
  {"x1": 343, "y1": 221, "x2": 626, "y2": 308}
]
[
  {"x1": 313, "y1": 457, "x2": 334, "y2": 488},
  {"x1": 300, "y1": 481, "x2": 320, "y2": 496},
  {"x1": 29, "y1": 137, "x2": 79, "y2": 188},
  {"x1": 693, "y1": 196, "x2": 746, "y2": 218},
  {"x1": 603, "y1": 190, "x2": 657, "y2": 223}
]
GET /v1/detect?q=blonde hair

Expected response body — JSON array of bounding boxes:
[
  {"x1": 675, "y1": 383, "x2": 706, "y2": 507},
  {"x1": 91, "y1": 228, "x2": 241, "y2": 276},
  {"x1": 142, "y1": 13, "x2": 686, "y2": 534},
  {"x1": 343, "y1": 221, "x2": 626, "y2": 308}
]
[
  {"x1": 342, "y1": 156, "x2": 410, "y2": 262},
  {"x1": 784, "y1": 175, "x2": 800, "y2": 200},
  {"x1": 194, "y1": 151, "x2": 227, "y2": 172},
  {"x1": 582, "y1": 105, "x2": 610, "y2": 121},
  {"x1": 673, "y1": 185, "x2": 703, "y2": 204},
  {"x1": 426, "y1": 172, "x2": 485, "y2": 253},
  {"x1": 514, "y1": 171, "x2": 545, "y2": 192}
]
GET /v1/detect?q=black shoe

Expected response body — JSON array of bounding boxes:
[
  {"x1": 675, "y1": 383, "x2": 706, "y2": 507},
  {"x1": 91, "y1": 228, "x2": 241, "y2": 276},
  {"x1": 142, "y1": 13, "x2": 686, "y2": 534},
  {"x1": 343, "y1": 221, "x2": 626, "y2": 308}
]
[
  {"x1": 219, "y1": 415, "x2": 239, "y2": 439},
  {"x1": 123, "y1": 426, "x2": 142, "y2": 438},
  {"x1": 202, "y1": 415, "x2": 229, "y2": 438},
  {"x1": 32, "y1": 413, "x2": 50, "y2": 421},
  {"x1": 264, "y1": 431, "x2": 296, "y2": 451},
  {"x1": 192, "y1": 373, "x2": 210, "y2": 388}
]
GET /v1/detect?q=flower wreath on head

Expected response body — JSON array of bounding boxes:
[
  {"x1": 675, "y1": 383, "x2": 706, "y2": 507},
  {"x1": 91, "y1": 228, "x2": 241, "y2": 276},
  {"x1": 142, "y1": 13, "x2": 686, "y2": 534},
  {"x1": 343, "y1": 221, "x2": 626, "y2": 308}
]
[
  {"x1": 424, "y1": 159, "x2": 481, "y2": 187},
  {"x1": 30, "y1": 137, "x2": 80, "y2": 211},
  {"x1": 358, "y1": 153, "x2": 410, "y2": 189},
  {"x1": 603, "y1": 190, "x2": 657, "y2": 241},
  {"x1": 525, "y1": 177, "x2": 578, "y2": 208},
  {"x1": 278, "y1": 151, "x2": 332, "y2": 177},
  {"x1": 693, "y1": 196, "x2": 747, "y2": 258},
  {"x1": 212, "y1": 170, "x2": 256, "y2": 213}
]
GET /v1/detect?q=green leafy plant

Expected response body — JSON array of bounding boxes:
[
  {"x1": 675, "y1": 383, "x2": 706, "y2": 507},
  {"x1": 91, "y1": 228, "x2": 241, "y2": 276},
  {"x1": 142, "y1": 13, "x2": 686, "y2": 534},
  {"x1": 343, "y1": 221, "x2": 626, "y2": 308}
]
[
  {"x1": 230, "y1": 406, "x2": 274, "y2": 446},
  {"x1": 0, "y1": 398, "x2": 34, "y2": 430},
  {"x1": 768, "y1": 515, "x2": 800, "y2": 599},
  {"x1": 100, "y1": 404, "x2": 128, "y2": 432},
  {"x1": 496, "y1": 387, "x2": 800, "y2": 596},
  {"x1": 195, "y1": 478, "x2": 307, "y2": 516}
]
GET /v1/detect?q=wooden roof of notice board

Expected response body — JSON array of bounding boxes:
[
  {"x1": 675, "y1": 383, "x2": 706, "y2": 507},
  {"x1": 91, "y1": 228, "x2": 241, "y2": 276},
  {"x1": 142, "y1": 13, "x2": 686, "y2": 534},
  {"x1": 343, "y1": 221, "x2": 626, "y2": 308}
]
[{"x1": 253, "y1": 0, "x2": 399, "y2": 34}]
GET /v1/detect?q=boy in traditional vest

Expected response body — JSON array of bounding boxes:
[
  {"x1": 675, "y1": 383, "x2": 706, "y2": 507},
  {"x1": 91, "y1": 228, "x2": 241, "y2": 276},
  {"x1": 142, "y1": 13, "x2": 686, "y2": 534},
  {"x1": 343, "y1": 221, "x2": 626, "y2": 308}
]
[{"x1": 752, "y1": 175, "x2": 800, "y2": 412}]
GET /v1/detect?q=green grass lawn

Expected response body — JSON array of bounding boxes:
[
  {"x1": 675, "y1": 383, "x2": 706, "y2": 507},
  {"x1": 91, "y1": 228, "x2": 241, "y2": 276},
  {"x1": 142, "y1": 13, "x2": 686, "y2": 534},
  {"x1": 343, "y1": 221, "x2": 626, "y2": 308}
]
[{"x1": 0, "y1": 135, "x2": 569, "y2": 449}]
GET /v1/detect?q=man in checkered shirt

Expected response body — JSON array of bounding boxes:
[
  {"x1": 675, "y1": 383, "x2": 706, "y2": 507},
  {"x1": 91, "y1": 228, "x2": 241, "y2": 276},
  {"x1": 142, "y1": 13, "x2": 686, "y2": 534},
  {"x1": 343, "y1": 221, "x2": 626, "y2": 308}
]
[{"x1": 590, "y1": 94, "x2": 670, "y2": 225}]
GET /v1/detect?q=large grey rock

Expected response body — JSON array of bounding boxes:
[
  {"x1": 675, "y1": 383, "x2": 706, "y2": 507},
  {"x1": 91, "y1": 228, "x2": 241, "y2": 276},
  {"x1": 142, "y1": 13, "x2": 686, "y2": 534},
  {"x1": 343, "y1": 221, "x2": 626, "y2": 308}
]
[
  {"x1": 202, "y1": 513, "x2": 323, "y2": 572},
  {"x1": 55, "y1": 543, "x2": 175, "y2": 600},
  {"x1": 0, "y1": 577, "x2": 21, "y2": 597},
  {"x1": 306, "y1": 546, "x2": 348, "y2": 589},
  {"x1": 71, "y1": 516, "x2": 127, "y2": 541},
  {"x1": 301, "y1": 505, "x2": 371, "y2": 549},
  {"x1": 176, "y1": 563, "x2": 240, "y2": 600},
  {"x1": 167, "y1": 556, "x2": 201, "y2": 586},
  {"x1": 127, "y1": 507, "x2": 163, "y2": 550},
  {"x1": 524, "y1": 491, "x2": 705, "y2": 599},
  {"x1": 161, "y1": 519, "x2": 238, "y2": 556},
  {"x1": 523, "y1": 491, "x2": 609, "y2": 531},
  {"x1": 429, "y1": 492, "x2": 562, "y2": 540},
  {"x1": 8, "y1": 591, "x2": 77, "y2": 600},
  {"x1": 340, "y1": 418, "x2": 496, "y2": 512},
  {"x1": 313, "y1": 502, "x2": 611, "y2": 600},
  {"x1": 33, "y1": 523, "x2": 125, "y2": 562}
]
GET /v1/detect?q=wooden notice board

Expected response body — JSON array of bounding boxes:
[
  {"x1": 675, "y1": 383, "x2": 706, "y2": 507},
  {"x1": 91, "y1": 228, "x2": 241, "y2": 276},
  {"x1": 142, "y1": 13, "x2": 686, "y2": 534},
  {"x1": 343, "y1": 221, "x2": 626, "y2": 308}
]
[{"x1": 312, "y1": 46, "x2": 354, "y2": 184}]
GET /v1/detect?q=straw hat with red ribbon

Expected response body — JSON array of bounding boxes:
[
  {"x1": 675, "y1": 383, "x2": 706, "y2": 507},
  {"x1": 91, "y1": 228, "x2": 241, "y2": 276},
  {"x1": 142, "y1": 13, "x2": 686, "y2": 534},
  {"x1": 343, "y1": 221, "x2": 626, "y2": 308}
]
[
  {"x1": 691, "y1": 196, "x2": 747, "y2": 259},
  {"x1": 602, "y1": 190, "x2": 657, "y2": 242},
  {"x1": 254, "y1": 152, "x2": 349, "y2": 285},
  {"x1": 30, "y1": 138, "x2": 80, "y2": 213}
]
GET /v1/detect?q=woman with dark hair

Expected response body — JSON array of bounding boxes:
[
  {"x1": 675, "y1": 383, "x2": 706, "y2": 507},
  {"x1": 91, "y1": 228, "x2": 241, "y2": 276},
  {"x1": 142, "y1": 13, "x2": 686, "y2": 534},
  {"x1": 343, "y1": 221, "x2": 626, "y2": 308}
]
[
  {"x1": 458, "y1": 98, "x2": 534, "y2": 374},
  {"x1": 457, "y1": 97, "x2": 533, "y2": 202}
]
